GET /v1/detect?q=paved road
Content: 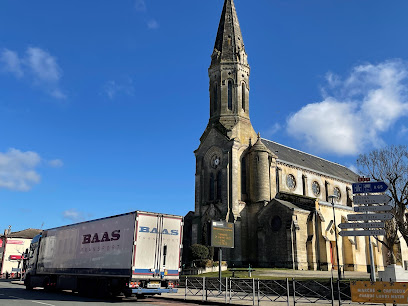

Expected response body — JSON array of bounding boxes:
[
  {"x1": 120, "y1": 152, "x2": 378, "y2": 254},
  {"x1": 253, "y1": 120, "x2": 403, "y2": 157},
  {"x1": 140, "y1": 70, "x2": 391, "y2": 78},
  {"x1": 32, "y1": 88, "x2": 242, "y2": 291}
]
[{"x1": 0, "y1": 281, "x2": 200, "y2": 306}]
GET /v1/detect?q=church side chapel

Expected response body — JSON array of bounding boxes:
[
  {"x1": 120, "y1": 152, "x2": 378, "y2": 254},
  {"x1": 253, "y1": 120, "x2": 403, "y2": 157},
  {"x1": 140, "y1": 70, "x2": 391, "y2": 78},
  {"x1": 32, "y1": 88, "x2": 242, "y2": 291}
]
[{"x1": 189, "y1": 0, "x2": 401, "y2": 272}]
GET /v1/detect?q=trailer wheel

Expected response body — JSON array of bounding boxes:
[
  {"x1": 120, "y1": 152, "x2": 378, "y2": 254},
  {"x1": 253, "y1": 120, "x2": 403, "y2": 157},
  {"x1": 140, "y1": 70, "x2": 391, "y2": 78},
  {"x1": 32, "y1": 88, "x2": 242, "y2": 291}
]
[
  {"x1": 96, "y1": 279, "x2": 112, "y2": 298},
  {"x1": 24, "y1": 275, "x2": 33, "y2": 290},
  {"x1": 43, "y1": 276, "x2": 58, "y2": 292}
]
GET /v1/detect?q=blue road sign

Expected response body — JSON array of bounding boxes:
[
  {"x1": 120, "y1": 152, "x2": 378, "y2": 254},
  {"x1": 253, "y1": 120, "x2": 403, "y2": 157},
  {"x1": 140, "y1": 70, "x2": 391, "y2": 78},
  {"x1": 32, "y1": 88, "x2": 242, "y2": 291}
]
[{"x1": 352, "y1": 181, "x2": 389, "y2": 194}]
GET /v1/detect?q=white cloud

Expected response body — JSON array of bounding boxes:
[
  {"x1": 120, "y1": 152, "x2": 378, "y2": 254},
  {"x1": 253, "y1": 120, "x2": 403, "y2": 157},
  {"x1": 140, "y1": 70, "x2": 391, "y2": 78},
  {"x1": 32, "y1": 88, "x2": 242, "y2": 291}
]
[
  {"x1": 133, "y1": 1, "x2": 159, "y2": 30},
  {"x1": 62, "y1": 209, "x2": 88, "y2": 222},
  {"x1": 25, "y1": 47, "x2": 61, "y2": 83},
  {"x1": 287, "y1": 60, "x2": 408, "y2": 155},
  {"x1": 135, "y1": 0, "x2": 146, "y2": 11},
  {"x1": 0, "y1": 148, "x2": 41, "y2": 191},
  {"x1": 103, "y1": 79, "x2": 135, "y2": 99},
  {"x1": 398, "y1": 125, "x2": 408, "y2": 138},
  {"x1": 263, "y1": 123, "x2": 281, "y2": 138},
  {"x1": 0, "y1": 47, "x2": 65, "y2": 99},
  {"x1": 0, "y1": 149, "x2": 63, "y2": 191},
  {"x1": 0, "y1": 49, "x2": 23, "y2": 78},
  {"x1": 147, "y1": 19, "x2": 159, "y2": 29},
  {"x1": 50, "y1": 89, "x2": 67, "y2": 99},
  {"x1": 347, "y1": 164, "x2": 359, "y2": 174},
  {"x1": 48, "y1": 159, "x2": 64, "y2": 168}
]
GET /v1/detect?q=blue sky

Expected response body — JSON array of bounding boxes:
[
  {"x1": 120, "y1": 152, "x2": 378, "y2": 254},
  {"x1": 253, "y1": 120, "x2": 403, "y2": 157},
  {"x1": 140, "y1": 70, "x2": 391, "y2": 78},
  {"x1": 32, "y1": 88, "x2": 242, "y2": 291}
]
[{"x1": 1, "y1": 0, "x2": 407, "y2": 232}]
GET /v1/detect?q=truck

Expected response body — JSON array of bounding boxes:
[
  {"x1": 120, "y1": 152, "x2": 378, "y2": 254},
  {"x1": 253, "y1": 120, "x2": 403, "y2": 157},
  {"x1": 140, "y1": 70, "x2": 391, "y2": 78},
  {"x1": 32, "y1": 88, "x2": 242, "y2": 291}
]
[{"x1": 24, "y1": 211, "x2": 183, "y2": 297}]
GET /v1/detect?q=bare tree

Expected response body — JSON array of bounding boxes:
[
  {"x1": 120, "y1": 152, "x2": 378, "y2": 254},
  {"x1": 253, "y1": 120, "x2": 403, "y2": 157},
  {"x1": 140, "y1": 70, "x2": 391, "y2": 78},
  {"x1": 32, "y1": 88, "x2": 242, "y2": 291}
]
[{"x1": 357, "y1": 145, "x2": 408, "y2": 264}]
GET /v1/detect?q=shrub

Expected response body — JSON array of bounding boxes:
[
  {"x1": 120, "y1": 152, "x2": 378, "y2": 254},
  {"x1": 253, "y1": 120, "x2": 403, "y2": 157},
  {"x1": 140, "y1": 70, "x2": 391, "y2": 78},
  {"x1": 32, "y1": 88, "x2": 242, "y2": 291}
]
[{"x1": 190, "y1": 244, "x2": 209, "y2": 260}]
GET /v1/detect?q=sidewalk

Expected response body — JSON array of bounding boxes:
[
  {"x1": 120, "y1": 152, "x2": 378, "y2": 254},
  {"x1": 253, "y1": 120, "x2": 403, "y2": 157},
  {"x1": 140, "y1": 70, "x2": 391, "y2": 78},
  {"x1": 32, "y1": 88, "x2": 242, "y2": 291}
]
[{"x1": 254, "y1": 269, "x2": 371, "y2": 280}]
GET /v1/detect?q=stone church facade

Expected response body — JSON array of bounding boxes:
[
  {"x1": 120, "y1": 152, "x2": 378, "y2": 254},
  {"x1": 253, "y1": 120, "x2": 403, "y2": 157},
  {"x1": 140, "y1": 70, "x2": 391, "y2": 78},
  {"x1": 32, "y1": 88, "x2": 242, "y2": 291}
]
[{"x1": 189, "y1": 0, "x2": 395, "y2": 272}]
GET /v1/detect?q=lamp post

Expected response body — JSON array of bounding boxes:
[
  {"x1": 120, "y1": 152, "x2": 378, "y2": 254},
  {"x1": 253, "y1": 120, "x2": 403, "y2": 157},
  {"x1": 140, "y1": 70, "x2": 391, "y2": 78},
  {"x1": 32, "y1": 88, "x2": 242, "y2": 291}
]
[{"x1": 329, "y1": 194, "x2": 341, "y2": 280}]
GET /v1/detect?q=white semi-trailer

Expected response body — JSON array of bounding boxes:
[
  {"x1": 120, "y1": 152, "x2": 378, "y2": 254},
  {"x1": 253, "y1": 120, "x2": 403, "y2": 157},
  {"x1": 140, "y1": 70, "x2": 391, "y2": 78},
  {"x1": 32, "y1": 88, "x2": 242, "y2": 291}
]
[{"x1": 24, "y1": 211, "x2": 183, "y2": 297}]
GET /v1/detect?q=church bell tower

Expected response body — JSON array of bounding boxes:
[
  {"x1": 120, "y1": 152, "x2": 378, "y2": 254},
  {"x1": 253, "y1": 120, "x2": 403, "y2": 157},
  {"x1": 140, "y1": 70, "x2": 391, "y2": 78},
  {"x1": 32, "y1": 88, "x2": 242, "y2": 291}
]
[
  {"x1": 193, "y1": 0, "x2": 258, "y2": 265},
  {"x1": 206, "y1": 0, "x2": 256, "y2": 144}
]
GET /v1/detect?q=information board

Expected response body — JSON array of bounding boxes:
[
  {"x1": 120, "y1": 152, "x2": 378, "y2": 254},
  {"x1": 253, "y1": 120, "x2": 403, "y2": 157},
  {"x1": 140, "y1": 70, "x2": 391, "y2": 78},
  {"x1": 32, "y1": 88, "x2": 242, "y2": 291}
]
[
  {"x1": 351, "y1": 281, "x2": 408, "y2": 304},
  {"x1": 211, "y1": 221, "x2": 234, "y2": 248}
]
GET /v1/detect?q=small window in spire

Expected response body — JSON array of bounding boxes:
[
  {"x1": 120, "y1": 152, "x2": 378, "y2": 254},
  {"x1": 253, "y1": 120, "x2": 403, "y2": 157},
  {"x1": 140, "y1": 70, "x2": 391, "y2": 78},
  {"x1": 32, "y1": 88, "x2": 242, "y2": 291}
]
[
  {"x1": 241, "y1": 156, "x2": 247, "y2": 195},
  {"x1": 242, "y1": 83, "x2": 246, "y2": 111},
  {"x1": 228, "y1": 80, "x2": 233, "y2": 110}
]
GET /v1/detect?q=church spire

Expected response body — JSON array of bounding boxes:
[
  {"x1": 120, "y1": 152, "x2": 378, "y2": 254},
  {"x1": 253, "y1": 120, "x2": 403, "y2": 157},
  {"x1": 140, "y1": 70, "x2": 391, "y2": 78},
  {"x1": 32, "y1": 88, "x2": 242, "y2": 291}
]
[
  {"x1": 205, "y1": 0, "x2": 255, "y2": 144},
  {"x1": 212, "y1": 0, "x2": 247, "y2": 64}
]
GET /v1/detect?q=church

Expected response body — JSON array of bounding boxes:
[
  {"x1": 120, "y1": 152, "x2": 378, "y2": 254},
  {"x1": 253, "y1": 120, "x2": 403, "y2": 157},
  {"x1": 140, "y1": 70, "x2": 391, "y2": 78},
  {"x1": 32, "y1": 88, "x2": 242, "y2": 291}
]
[{"x1": 188, "y1": 0, "x2": 396, "y2": 272}]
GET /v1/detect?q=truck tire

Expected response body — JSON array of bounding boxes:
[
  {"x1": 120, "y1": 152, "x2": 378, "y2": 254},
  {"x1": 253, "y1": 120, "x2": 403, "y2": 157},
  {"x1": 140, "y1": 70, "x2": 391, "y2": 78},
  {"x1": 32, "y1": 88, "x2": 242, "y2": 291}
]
[
  {"x1": 43, "y1": 277, "x2": 52, "y2": 292},
  {"x1": 25, "y1": 275, "x2": 33, "y2": 290}
]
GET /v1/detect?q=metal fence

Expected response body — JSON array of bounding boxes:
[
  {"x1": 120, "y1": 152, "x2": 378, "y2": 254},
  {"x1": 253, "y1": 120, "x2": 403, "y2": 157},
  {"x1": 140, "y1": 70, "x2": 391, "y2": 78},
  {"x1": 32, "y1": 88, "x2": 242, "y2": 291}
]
[{"x1": 181, "y1": 277, "x2": 378, "y2": 306}]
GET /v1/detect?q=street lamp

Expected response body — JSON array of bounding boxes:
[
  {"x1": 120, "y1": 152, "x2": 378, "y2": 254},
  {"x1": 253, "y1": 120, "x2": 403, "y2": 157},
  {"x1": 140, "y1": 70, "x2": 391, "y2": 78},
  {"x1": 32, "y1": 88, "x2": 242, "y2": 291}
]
[{"x1": 329, "y1": 194, "x2": 341, "y2": 280}]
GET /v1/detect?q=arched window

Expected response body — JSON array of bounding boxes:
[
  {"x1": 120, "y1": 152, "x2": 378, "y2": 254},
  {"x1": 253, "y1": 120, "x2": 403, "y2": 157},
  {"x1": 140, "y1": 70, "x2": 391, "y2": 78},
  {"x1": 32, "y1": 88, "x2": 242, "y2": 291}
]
[
  {"x1": 213, "y1": 84, "x2": 218, "y2": 112},
  {"x1": 210, "y1": 173, "x2": 215, "y2": 201},
  {"x1": 216, "y1": 171, "x2": 222, "y2": 200},
  {"x1": 228, "y1": 80, "x2": 233, "y2": 110},
  {"x1": 241, "y1": 156, "x2": 247, "y2": 195},
  {"x1": 242, "y1": 83, "x2": 246, "y2": 111}
]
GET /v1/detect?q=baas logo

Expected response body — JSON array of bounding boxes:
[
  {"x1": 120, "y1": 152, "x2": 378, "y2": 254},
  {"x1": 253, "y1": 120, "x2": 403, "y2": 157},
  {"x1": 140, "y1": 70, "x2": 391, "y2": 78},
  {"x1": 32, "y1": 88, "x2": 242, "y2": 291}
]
[
  {"x1": 139, "y1": 227, "x2": 178, "y2": 235},
  {"x1": 82, "y1": 230, "x2": 120, "y2": 244}
]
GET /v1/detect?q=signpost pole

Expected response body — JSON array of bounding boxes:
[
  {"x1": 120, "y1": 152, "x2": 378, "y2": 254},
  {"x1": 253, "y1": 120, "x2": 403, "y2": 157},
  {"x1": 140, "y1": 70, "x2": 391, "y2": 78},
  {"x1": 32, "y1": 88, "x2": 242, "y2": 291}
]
[
  {"x1": 219, "y1": 247, "x2": 222, "y2": 293},
  {"x1": 364, "y1": 195, "x2": 376, "y2": 282},
  {"x1": 368, "y1": 235, "x2": 376, "y2": 282},
  {"x1": 330, "y1": 195, "x2": 342, "y2": 280}
]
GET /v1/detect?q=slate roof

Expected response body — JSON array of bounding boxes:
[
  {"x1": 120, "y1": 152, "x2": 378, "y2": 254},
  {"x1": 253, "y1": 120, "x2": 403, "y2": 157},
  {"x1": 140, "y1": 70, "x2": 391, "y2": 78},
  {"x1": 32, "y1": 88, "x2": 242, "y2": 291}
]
[
  {"x1": 7, "y1": 228, "x2": 42, "y2": 239},
  {"x1": 274, "y1": 199, "x2": 310, "y2": 213},
  {"x1": 262, "y1": 138, "x2": 358, "y2": 183}
]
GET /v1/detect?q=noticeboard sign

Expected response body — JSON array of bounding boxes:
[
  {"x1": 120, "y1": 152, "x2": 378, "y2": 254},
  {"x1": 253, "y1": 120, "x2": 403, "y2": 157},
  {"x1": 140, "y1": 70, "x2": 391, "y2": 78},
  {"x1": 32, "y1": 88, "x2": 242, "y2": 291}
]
[
  {"x1": 351, "y1": 281, "x2": 408, "y2": 304},
  {"x1": 211, "y1": 221, "x2": 234, "y2": 248}
]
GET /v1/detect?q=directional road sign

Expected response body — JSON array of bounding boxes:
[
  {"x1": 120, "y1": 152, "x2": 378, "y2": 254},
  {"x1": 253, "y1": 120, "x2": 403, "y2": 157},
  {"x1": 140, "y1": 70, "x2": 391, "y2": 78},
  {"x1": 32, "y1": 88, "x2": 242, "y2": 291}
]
[
  {"x1": 347, "y1": 213, "x2": 393, "y2": 221},
  {"x1": 352, "y1": 181, "x2": 388, "y2": 194},
  {"x1": 339, "y1": 222, "x2": 385, "y2": 229},
  {"x1": 339, "y1": 229, "x2": 385, "y2": 236},
  {"x1": 354, "y1": 205, "x2": 392, "y2": 212},
  {"x1": 353, "y1": 194, "x2": 392, "y2": 205}
]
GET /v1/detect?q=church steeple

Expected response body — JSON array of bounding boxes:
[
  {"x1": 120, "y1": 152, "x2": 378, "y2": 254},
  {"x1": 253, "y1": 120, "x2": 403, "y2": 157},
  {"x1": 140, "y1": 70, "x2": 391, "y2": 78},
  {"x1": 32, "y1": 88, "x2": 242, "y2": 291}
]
[
  {"x1": 212, "y1": 0, "x2": 247, "y2": 64},
  {"x1": 206, "y1": 0, "x2": 255, "y2": 144}
]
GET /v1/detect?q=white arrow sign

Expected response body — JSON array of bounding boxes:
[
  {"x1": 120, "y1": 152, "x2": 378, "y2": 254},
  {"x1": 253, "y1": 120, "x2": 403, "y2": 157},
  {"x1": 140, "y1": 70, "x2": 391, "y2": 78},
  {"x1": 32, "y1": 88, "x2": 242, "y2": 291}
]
[
  {"x1": 347, "y1": 213, "x2": 393, "y2": 221},
  {"x1": 339, "y1": 222, "x2": 385, "y2": 229},
  {"x1": 354, "y1": 205, "x2": 393, "y2": 212},
  {"x1": 353, "y1": 194, "x2": 392, "y2": 205},
  {"x1": 339, "y1": 229, "x2": 385, "y2": 236}
]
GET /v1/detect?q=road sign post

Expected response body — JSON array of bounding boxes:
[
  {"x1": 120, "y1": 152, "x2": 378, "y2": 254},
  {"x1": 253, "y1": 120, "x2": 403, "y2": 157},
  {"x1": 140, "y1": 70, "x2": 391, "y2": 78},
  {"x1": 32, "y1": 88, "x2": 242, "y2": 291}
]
[
  {"x1": 353, "y1": 194, "x2": 392, "y2": 205},
  {"x1": 352, "y1": 182, "x2": 389, "y2": 194},
  {"x1": 339, "y1": 222, "x2": 385, "y2": 229},
  {"x1": 347, "y1": 213, "x2": 393, "y2": 221},
  {"x1": 350, "y1": 181, "x2": 391, "y2": 282},
  {"x1": 354, "y1": 205, "x2": 392, "y2": 212},
  {"x1": 339, "y1": 229, "x2": 385, "y2": 236}
]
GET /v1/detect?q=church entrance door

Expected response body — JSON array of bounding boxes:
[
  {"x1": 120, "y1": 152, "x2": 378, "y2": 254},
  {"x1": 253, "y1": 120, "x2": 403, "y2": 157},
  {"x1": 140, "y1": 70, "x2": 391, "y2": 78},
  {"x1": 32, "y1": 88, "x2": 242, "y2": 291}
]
[{"x1": 330, "y1": 241, "x2": 338, "y2": 270}]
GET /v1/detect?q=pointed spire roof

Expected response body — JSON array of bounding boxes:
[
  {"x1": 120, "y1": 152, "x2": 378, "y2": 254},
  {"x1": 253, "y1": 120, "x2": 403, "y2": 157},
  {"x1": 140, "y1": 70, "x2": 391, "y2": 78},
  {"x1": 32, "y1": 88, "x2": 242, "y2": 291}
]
[
  {"x1": 213, "y1": 0, "x2": 246, "y2": 63},
  {"x1": 249, "y1": 133, "x2": 277, "y2": 158}
]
